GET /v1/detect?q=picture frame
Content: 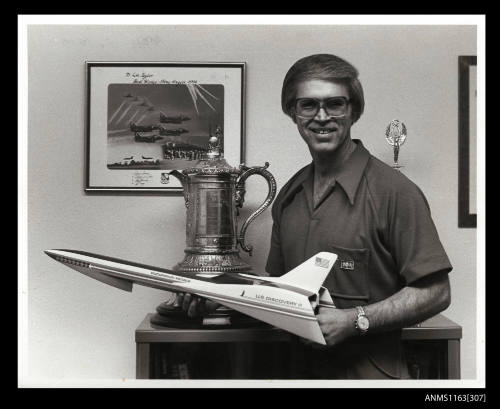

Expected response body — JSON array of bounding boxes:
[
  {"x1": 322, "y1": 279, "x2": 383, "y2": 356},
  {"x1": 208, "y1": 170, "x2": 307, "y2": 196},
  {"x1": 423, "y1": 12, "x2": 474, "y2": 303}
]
[
  {"x1": 85, "y1": 62, "x2": 246, "y2": 194},
  {"x1": 458, "y1": 56, "x2": 477, "y2": 228}
]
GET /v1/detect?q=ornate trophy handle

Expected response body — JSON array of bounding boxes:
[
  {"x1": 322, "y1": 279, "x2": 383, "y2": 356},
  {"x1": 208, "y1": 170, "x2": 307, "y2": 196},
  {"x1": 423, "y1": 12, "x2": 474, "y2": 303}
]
[{"x1": 236, "y1": 162, "x2": 277, "y2": 256}]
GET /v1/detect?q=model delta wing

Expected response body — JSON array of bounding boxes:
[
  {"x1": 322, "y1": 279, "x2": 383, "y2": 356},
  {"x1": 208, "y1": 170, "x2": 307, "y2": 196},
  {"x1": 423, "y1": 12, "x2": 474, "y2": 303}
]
[{"x1": 45, "y1": 249, "x2": 338, "y2": 344}]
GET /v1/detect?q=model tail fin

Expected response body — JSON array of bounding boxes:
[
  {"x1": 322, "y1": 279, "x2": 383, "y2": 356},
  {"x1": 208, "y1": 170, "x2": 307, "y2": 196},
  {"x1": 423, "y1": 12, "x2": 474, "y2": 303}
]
[
  {"x1": 277, "y1": 252, "x2": 337, "y2": 294},
  {"x1": 239, "y1": 252, "x2": 337, "y2": 296}
]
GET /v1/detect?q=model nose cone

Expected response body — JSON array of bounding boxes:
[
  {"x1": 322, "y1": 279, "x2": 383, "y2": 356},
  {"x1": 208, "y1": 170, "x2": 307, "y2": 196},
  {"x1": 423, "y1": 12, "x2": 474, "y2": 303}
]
[
  {"x1": 44, "y1": 249, "x2": 59, "y2": 260},
  {"x1": 44, "y1": 249, "x2": 76, "y2": 264}
]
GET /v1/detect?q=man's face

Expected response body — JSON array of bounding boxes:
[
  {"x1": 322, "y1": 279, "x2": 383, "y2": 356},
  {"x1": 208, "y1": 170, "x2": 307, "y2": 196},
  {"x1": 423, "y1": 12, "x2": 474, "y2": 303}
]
[{"x1": 293, "y1": 79, "x2": 353, "y2": 156}]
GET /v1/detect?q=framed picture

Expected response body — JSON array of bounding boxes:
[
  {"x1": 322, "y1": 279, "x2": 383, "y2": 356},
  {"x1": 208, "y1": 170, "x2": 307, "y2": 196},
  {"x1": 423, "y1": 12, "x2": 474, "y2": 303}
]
[
  {"x1": 458, "y1": 56, "x2": 477, "y2": 228},
  {"x1": 85, "y1": 62, "x2": 246, "y2": 193}
]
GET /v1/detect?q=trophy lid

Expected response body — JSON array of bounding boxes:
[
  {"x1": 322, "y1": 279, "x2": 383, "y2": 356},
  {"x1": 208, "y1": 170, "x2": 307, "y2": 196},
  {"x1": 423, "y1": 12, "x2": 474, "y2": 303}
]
[{"x1": 182, "y1": 126, "x2": 240, "y2": 175}]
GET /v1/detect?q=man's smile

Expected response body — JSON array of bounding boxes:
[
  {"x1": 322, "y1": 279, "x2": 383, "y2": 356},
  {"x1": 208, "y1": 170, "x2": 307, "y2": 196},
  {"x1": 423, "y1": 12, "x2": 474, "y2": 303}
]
[{"x1": 309, "y1": 126, "x2": 339, "y2": 135}]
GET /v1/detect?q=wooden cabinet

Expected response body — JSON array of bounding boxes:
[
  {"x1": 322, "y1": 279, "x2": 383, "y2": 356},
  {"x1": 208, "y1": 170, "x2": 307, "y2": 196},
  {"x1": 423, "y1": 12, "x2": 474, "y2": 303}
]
[{"x1": 136, "y1": 313, "x2": 461, "y2": 379}]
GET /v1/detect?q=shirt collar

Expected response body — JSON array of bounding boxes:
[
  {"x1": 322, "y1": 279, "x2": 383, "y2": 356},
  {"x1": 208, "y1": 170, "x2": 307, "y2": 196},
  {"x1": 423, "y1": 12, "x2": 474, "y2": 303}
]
[
  {"x1": 278, "y1": 139, "x2": 371, "y2": 207},
  {"x1": 333, "y1": 139, "x2": 370, "y2": 205}
]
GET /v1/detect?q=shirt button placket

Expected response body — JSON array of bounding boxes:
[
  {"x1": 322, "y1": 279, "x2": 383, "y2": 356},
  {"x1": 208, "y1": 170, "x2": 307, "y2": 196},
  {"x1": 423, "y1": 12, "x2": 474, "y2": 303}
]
[{"x1": 305, "y1": 218, "x2": 320, "y2": 258}]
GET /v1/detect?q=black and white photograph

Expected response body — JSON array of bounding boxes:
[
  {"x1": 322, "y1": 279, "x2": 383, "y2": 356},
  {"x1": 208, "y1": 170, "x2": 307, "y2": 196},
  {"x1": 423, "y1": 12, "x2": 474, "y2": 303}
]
[
  {"x1": 106, "y1": 83, "x2": 224, "y2": 169},
  {"x1": 19, "y1": 15, "x2": 485, "y2": 392},
  {"x1": 86, "y1": 62, "x2": 243, "y2": 192}
]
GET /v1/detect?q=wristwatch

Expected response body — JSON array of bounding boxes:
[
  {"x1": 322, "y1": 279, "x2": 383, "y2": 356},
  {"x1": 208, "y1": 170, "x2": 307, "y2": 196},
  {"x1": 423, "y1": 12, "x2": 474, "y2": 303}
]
[{"x1": 355, "y1": 306, "x2": 369, "y2": 335}]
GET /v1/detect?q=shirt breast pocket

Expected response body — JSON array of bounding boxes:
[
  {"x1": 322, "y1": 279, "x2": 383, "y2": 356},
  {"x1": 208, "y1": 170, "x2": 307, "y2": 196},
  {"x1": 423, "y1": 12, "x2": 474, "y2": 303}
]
[{"x1": 324, "y1": 244, "x2": 370, "y2": 309}]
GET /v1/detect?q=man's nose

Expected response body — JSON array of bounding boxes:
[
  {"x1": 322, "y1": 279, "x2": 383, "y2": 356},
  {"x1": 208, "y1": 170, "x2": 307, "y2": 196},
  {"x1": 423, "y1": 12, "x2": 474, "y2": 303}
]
[{"x1": 315, "y1": 106, "x2": 330, "y2": 121}]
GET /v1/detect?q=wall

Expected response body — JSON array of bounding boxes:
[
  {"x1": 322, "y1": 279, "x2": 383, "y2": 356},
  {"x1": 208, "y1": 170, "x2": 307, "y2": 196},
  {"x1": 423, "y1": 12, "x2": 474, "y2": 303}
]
[{"x1": 26, "y1": 24, "x2": 478, "y2": 380}]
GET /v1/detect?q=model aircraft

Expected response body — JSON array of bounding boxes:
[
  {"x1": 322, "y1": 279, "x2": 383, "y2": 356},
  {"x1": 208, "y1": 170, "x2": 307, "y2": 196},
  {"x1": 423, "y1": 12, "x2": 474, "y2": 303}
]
[
  {"x1": 160, "y1": 113, "x2": 191, "y2": 124},
  {"x1": 45, "y1": 249, "x2": 338, "y2": 344}
]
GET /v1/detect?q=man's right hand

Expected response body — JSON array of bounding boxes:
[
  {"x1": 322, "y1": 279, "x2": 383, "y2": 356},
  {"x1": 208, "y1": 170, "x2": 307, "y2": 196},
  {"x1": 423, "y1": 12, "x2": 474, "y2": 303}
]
[{"x1": 176, "y1": 292, "x2": 220, "y2": 317}]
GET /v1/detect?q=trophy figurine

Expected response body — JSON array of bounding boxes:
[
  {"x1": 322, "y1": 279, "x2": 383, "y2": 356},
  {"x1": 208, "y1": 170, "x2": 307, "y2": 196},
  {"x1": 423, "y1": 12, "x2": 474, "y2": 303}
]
[{"x1": 385, "y1": 119, "x2": 407, "y2": 171}]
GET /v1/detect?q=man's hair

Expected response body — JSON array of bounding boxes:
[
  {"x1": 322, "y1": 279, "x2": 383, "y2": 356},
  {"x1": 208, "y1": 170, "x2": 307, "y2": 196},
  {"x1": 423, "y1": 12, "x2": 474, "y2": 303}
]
[{"x1": 281, "y1": 54, "x2": 365, "y2": 123}]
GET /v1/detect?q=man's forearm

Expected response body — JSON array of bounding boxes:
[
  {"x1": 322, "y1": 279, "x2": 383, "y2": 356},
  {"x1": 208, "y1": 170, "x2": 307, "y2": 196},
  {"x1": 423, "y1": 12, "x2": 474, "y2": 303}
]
[{"x1": 362, "y1": 271, "x2": 451, "y2": 333}]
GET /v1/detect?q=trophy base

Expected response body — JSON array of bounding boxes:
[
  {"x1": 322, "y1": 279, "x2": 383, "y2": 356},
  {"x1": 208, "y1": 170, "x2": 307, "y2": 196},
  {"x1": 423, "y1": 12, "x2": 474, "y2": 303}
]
[
  {"x1": 172, "y1": 252, "x2": 253, "y2": 274},
  {"x1": 151, "y1": 298, "x2": 264, "y2": 329}
]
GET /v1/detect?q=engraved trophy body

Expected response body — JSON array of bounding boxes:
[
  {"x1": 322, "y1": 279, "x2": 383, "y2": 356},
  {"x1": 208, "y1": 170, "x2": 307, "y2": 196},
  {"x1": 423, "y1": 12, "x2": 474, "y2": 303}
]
[
  {"x1": 151, "y1": 127, "x2": 277, "y2": 327},
  {"x1": 385, "y1": 119, "x2": 407, "y2": 170}
]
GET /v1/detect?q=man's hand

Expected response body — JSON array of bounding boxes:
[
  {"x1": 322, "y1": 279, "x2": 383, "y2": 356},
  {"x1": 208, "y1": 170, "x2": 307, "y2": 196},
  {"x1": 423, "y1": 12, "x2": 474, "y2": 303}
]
[
  {"x1": 317, "y1": 307, "x2": 358, "y2": 346},
  {"x1": 302, "y1": 307, "x2": 357, "y2": 348},
  {"x1": 176, "y1": 293, "x2": 220, "y2": 317}
]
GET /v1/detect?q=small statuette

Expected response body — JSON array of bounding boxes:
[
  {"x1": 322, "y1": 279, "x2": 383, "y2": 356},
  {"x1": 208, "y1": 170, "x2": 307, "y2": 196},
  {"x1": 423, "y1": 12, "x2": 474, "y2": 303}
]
[
  {"x1": 206, "y1": 125, "x2": 223, "y2": 158},
  {"x1": 385, "y1": 119, "x2": 407, "y2": 171}
]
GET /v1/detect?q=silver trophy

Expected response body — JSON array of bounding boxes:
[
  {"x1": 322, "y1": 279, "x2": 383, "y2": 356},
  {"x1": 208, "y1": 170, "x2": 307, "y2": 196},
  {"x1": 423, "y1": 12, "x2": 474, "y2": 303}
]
[{"x1": 385, "y1": 119, "x2": 407, "y2": 170}]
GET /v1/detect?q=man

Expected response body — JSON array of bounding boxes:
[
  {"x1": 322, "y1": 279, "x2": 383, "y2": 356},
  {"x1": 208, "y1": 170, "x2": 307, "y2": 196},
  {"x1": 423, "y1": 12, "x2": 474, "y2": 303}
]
[
  {"x1": 178, "y1": 54, "x2": 452, "y2": 379},
  {"x1": 263, "y1": 53, "x2": 452, "y2": 379}
]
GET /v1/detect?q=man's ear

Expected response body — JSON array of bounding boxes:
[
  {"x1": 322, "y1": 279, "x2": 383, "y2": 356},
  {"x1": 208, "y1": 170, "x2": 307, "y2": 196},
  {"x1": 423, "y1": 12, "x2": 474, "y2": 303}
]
[{"x1": 291, "y1": 113, "x2": 297, "y2": 124}]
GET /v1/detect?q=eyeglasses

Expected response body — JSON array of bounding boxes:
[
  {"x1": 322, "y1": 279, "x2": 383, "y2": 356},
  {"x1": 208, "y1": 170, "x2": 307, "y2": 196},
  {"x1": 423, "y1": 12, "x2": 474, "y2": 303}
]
[{"x1": 294, "y1": 97, "x2": 350, "y2": 119}]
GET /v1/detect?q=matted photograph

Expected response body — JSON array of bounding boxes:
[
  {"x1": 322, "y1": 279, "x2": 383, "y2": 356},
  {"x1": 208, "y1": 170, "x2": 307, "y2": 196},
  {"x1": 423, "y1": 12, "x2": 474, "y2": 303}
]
[{"x1": 85, "y1": 62, "x2": 245, "y2": 193}]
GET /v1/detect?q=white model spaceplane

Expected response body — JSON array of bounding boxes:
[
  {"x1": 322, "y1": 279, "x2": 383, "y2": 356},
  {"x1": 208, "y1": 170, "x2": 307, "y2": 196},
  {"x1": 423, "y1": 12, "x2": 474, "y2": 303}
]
[{"x1": 45, "y1": 249, "x2": 338, "y2": 344}]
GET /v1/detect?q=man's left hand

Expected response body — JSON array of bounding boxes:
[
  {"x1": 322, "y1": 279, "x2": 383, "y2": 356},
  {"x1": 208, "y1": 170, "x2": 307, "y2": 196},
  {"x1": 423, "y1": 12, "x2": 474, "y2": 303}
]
[{"x1": 315, "y1": 307, "x2": 358, "y2": 347}]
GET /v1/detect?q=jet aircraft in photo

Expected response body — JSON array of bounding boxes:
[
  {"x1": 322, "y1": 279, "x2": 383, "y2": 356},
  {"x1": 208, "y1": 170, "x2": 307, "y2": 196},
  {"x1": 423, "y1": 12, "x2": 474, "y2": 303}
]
[
  {"x1": 130, "y1": 123, "x2": 156, "y2": 132},
  {"x1": 159, "y1": 127, "x2": 189, "y2": 136},
  {"x1": 134, "y1": 132, "x2": 163, "y2": 143},
  {"x1": 160, "y1": 113, "x2": 191, "y2": 124}
]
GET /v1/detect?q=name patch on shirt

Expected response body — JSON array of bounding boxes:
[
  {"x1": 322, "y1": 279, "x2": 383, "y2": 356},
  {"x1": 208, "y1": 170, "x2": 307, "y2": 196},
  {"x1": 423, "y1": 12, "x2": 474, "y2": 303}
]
[{"x1": 340, "y1": 260, "x2": 355, "y2": 270}]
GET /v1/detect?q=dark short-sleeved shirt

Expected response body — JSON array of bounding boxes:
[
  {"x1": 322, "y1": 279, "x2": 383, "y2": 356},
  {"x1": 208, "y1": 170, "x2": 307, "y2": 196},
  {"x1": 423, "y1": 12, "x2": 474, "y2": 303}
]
[{"x1": 265, "y1": 139, "x2": 452, "y2": 378}]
